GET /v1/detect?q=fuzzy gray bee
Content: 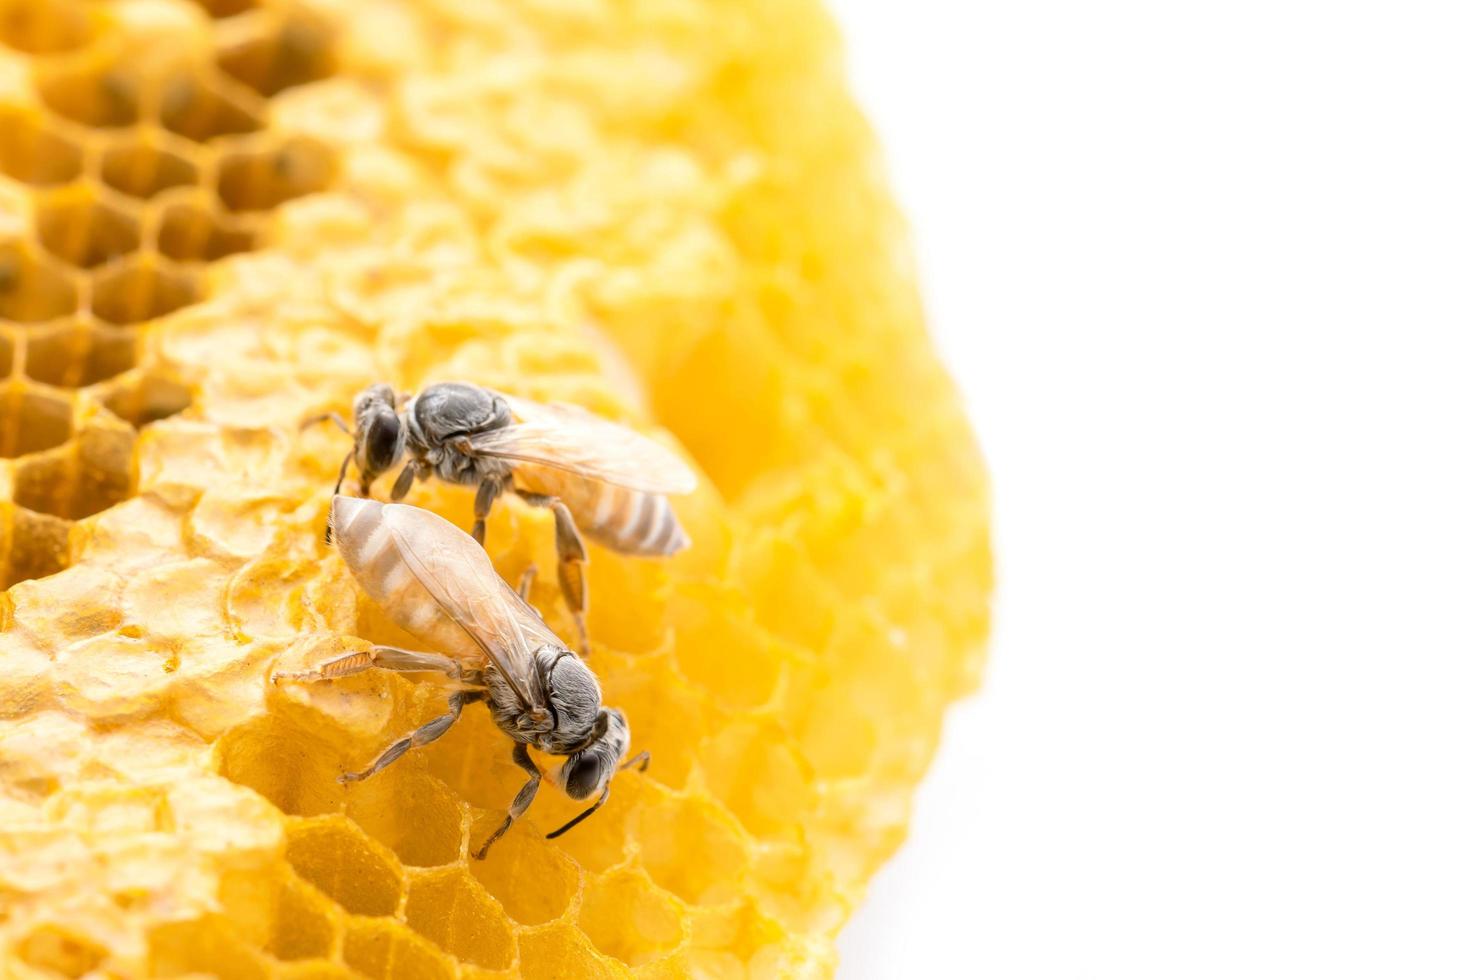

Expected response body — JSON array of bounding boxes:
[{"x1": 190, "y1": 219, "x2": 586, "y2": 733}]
[
  {"x1": 274, "y1": 496, "x2": 646, "y2": 852},
  {"x1": 306, "y1": 382, "x2": 697, "y2": 652}
]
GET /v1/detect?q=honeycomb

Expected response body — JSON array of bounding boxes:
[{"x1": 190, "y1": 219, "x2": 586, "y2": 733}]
[{"x1": 0, "y1": 0, "x2": 992, "y2": 977}]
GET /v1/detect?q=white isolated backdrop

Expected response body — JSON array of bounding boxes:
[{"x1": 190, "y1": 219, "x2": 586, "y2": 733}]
[{"x1": 830, "y1": 1, "x2": 1470, "y2": 977}]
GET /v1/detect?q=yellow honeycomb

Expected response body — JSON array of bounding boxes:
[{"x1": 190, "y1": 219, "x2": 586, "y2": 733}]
[{"x1": 0, "y1": 0, "x2": 991, "y2": 977}]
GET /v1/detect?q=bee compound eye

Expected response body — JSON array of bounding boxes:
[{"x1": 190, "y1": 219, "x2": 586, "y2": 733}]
[{"x1": 560, "y1": 754, "x2": 605, "y2": 800}]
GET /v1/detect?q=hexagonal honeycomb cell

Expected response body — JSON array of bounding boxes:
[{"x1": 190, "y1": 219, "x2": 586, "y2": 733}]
[{"x1": 0, "y1": 0, "x2": 992, "y2": 977}]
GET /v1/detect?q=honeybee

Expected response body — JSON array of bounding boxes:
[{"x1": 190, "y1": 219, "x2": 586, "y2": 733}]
[
  {"x1": 305, "y1": 382, "x2": 697, "y2": 652},
  {"x1": 273, "y1": 495, "x2": 647, "y2": 853}
]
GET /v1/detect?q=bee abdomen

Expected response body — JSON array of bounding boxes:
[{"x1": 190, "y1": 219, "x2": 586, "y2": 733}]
[
  {"x1": 584, "y1": 484, "x2": 688, "y2": 556},
  {"x1": 514, "y1": 466, "x2": 690, "y2": 556}
]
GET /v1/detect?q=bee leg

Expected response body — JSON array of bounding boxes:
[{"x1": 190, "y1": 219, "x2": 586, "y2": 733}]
[
  {"x1": 301, "y1": 412, "x2": 351, "y2": 435},
  {"x1": 272, "y1": 645, "x2": 462, "y2": 684},
  {"x1": 389, "y1": 463, "x2": 416, "y2": 501},
  {"x1": 470, "y1": 477, "x2": 505, "y2": 546},
  {"x1": 340, "y1": 691, "x2": 467, "y2": 784},
  {"x1": 516, "y1": 492, "x2": 589, "y2": 656},
  {"x1": 517, "y1": 564, "x2": 538, "y2": 602},
  {"x1": 474, "y1": 743, "x2": 541, "y2": 858},
  {"x1": 324, "y1": 450, "x2": 355, "y2": 544}
]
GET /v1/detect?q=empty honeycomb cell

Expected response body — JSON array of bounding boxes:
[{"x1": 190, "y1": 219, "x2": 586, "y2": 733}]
[
  {"x1": 159, "y1": 72, "x2": 263, "y2": 143},
  {"x1": 215, "y1": 713, "x2": 352, "y2": 819},
  {"x1": 12, "y1": 923, "x2": 108, "y2": 978},
  {"x1": 90, "y1": 258, "x2": 199, "y2": 324},
  {"x1": 0, "y1": 386, "x2": 72, "y2": 458},
  {"x1": 796, "y1": 688, "x2": 879, "y2": 780},
  {"x1": 635, "y1": 796, "x2": 748, "y2": 906},
  {"x1": 468, "y1": 828, "x2": 581, "y2": 926},
  {"x1": 100, "y1": 134, "x2": 200, "y2": 200},
  {"x1": 578, "y1": 869, "x2": 686, "y2": 967},
  {"x1": 0, "y1": 503, "x2": 71, "y2": 588},
  {"x1": 100, "y1": 373, "x2": 192, "y2": 426},
  {"x1": 218, "y1": 15, "x2": 337, "y2": 98},
  {"x1": 0, "y1": 108, "x2": 83, "y2": 185},
  {"x1": 157, "y1": 198, "x2": 256, "y2": 261},
  {"x1": 516, "y1": 924, "x2": 625, "y2": 980},
  {"x1": 700, "y1": 722, "x2": 815, "y2": 840},
  {"x1": 37, "y1": 59, "x2": 142, "y2": 129},
  {"x1": 0, "y1": 244, "x2": 78, "y2": 321},
  {"x1": 402, "y1": 867, "x2": 516, "y2": 971},
  {"x1": 344, "y1": 768, "x2": 464, "y2": 868},
  {"x1": 188, "y1": 0, "x2": 257, "y2": 19},
  {"x1": 0, "y1": 0, "x2": 93, "y2": 55},
  {"x1": 148, "y1": 915, "x2": 270, "y2": 980},
  {"x1": 35, "y1": 190, "x2": 142, "y2": 269},
  {"x1": 688, "y1": 901, "x2": 794, "y2": 976},
  {"x1": 217, "y1": 137, "x2": 333, "y2": 211},
  {"x1": 284, "y1": 817, "x2": 403, "y2": 917},
  {"x1": 670, "y1": 590, "x2": 784, "y2": 711},
  {"x1": 0, "y1": 330, "x2": 12, "y2": 375},
  {"x1": 266, "y1": 873, "x2": 337, "y2": 961},
  {"x1": 63, "y1": 422, "x2": 136, "y2": 519},
  {"x1": 343, "y1": 918, "x2": 456, "y2": 980},
  {"x1": 24, "y1": 321, "x2": 137, "y2": 388}
]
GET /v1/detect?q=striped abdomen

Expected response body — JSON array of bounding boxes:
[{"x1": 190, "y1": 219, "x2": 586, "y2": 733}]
[
  {"x1": 330, "y1": 496, "x2": 486, "y2": 664},
  {"x1": 515, "y1": 464, "x2": 689, "y2": 556}
]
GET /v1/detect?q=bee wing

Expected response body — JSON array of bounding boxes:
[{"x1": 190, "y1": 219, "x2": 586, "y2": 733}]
[
  {"x1": 463, "y1": 395, "x2": 697, "y2": 495},
  {"x1": 379, "y1": 503, "x2": 562, "y2": 709}
]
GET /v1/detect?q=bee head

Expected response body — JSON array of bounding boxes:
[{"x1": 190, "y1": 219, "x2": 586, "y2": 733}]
[
  {"x1": 352, "y1": 384, "x2": 404, "y2": 475},
  {"x1": 556, "y1": 708, "x2": 630, "y2": 800}
]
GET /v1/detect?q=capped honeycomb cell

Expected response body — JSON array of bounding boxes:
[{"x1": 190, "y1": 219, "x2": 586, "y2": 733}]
[
  {"x1": 157, "y1": 197, "x2": 256, "y2": 261},
  {"x1": 0, "y1": 108, "x2": 83, "y2": 185},
  {"x1": 90, "y1": 256, "x2": 199, "y2": 324},
  {"x1": 217, "y1": 137, "x2": 333, "y2": 212},
  {"x1": 13, "y1": 923, "x2": 108, "y2": 978},
  {"x1": 218, "y1": 15, "x2": 336, "y2": 98},
  {"x1": 24, "y1": 320, "x2": 137, "y2": 388},
  {"x1": 159, "y1": 71, "x2": 263, "y2": 144},
  {"x1": 0, "y1": 243, "x2": 78, "y2": 321},
  {"x1": 0, "y1": 0, "x2": 94, "y2": 55},
  {"x1": 100, "y1": 133, "x2": 200, "y2": 200},
  {"x1": 35, "y1": 189, "x2": 141, "y2": 269}
]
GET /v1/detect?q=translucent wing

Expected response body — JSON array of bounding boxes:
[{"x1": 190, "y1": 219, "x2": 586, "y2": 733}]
[
  {"x1": 378, "y1": 503, "x2": 565, "y2": 709},
  {"x1": 464, "y1": 394, "x2": 697, "y2": 495}
]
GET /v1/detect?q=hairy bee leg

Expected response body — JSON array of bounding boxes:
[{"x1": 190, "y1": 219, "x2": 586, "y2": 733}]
[
  {"x1": 474, "y1": 743, "x2": 541, "y2": 858},
  {"x1": 323, "y1": 450, "x2": 355, "y2": 544},
  {"x1": 301, "y1": 412, "x2": 351, "y2": 435},
  {"x1": 517, "y1": 564, "x2": 538, "y2": 601},
  {"x1": 341, "y1": 691, "x2": 466, "y2": 784},
  {"x1": 271, "y1": 645, "x2": 462, "y2": 684},
  {"x1": 389, "y1": 463, "x2": 416, "y2": 501},
  {"x1": 517, "y1": 492, "x2": 589, "y2": 655},
  {"x1": 470, "y1": 477, "x2": 504, "y2": 546},
  {"x1": 621, "y1": 750, "x2": 650, "y2": 773}
]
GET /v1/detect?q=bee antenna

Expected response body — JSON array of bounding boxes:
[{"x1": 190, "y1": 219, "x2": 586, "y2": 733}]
[{"x1": 545, "y1": 783, "x2": 610, "y2": 840}]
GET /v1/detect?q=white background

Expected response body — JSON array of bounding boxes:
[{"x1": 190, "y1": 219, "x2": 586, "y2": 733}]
[{"x1": 831, "y1": 1, "x2": 1470, "y2": 977}]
